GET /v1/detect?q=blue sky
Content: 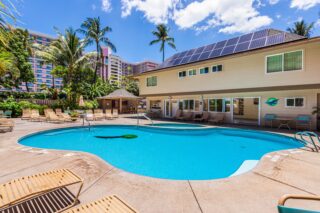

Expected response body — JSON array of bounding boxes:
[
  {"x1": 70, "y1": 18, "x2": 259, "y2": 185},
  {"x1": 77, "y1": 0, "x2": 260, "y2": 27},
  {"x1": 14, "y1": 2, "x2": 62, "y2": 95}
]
[{"x1": 14, "y1": 0, "x2": 320, "y2": 63}]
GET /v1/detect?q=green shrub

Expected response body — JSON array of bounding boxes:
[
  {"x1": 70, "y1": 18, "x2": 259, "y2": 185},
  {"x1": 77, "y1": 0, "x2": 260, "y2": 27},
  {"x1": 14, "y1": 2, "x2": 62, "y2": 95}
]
[
  {"x1": 0, "y1": 97, "x2": 47, "y2": 117},
  {"x1": 83, "y1": 100, "x2": 98, "y2": 110}
]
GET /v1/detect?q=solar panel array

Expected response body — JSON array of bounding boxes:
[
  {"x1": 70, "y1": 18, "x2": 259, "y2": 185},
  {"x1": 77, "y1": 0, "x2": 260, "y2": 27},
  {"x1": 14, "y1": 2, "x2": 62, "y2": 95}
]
[{"x1": 158, "y1": 29, "x2": 305, "y2": 69}]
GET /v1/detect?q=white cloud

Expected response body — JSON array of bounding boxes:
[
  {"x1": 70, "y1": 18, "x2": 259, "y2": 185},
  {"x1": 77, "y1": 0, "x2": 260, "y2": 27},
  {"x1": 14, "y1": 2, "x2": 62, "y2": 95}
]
[
  {"x1": 92, "y1": 4, "x2": 97, "y2": 11},
  {"x1": 120, "y1": 0, "x2": 272, "y2": 34},
  {"x1": 102, "y1": 0, "x2": 112, "y2": 12},
  {"x1": 268, "y1": 0, "x2": 279, "y2": 4},
  {"x1": 316, "y1": 19, "x2": 320, "y2": 27},
  {"x1": 121, "y1": 0, "x2": 179, "y2": 24},
  {"x1": 174, "y1": 0, "x2": 272, "y2": 34},
  {"x1": 290, "y1": 0, "x2": 320, "y2": 10}
]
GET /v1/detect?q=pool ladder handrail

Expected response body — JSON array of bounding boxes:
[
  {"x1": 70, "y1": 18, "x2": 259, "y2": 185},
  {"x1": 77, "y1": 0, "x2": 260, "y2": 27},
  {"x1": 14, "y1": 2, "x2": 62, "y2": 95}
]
[
  {"x1": 294, "y1": 131, "x2": 319, "y2": 152},
  {"x1": 82, "y1": 113, "x2": 91, "y2": 131},
  {"x1": 136, "y1": 113, "x2": 153, "y2": 126}
]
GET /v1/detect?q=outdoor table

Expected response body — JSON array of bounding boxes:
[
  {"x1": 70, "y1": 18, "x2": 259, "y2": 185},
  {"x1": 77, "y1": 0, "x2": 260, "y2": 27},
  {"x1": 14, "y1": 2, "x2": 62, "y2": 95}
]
[{"x1": 276, "y1": 117, "x2": 294, "y2": 130}]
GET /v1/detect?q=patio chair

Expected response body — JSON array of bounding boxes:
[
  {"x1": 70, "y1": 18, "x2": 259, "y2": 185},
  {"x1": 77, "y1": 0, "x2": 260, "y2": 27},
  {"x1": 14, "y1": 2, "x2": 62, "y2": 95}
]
[
  {"x1": 264, "y1": 113, "x2": 277, "y2": 128},
  {"x1": 278, "y1": 194, "x2": 320, "y2": 213},
  {"x1": 3, "y1": 110, "x2": 12, "y2": 118},
  {"x1": 64, "y1": 195, "x2": 137, "y2": 213},
  {"x1": 208, "y1": 113, "x2": 225, "y2": 124},
  {"x1": 194, "y1": 112, "x2": 210, "y2": 122},
  {"x1": 0, "y1": 118, "x2": 14, "y2": 132},
  {"x1": 174, "y1": 110, "x2": 184, "y2": 120},
  {"x1": 21, "y1": 108, "x2": 31, "y2": 120},
  {"x1": 296, "y1": 114, "x2": 312, "y2": 130},
  {"x1": 183, "y1": 111, "x2": 194, "y2": 121},
  {"x1": 94, "y1": 109, "x2": 105, "y2": 120},
  {"x1": 30, "y1": 109, "x2": 47, "y2": 122},
  {"x1": 85, "y1": 110, "x2": 95, "y2": 121},
  {"x1": 112, "y1": 108, "x2": 119, "y2": 119},
  {"x1": 0, "y1": 169, "x2": 83, "y2": 212},
  {"x1": 46, "y1": 111, "x2": 65, "y2": 123},
  {"x1": 0, "y1": 110, "x2": 4, "y2": 118},
  {"x1": 105, "y1": 109, "x2": 113, "y2": 120}
]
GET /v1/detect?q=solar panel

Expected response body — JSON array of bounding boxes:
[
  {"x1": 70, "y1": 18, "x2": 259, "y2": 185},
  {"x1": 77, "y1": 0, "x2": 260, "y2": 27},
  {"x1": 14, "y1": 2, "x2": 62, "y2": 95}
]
[
  {"x1": 198, "y1": 51, "x2": 211, "y2": 60},
  {"x1": 186, "y1": 49, "x2": 196, "y2": 56},
  {"x1": 249, "y1": 37, "x2": 267, "y2": 49},
  {"x1": 170, "y1": 53, "x2": 180, "y2": 61},
  {"x1": 203, "y1": 43, "x2": 216, "y2": 52},
  {"x1": 252, "y1": 29, "x2": 268, "y2": 40},
  {"x1": 214, "y1": 40, "x2": 227, "y2": 49},
  {"x1": 226, "y1": 37, "x2": 239, "y2": 46},
  {"x1": 189, "y1": 54, "x2": 201, "y2": 62},
  {"x1": 180, "y1": 56, "x2": 192, "y2": 64},
  {"x1": 195, "y1": 46, "x2": 205, "y2": 54},
  {"x1": 172, "y1": 58, "x2": 183, "y2": 66},
  {"x1": 239, "y1": 33, "x2": 253, "y2": 43},
  {"x1": 178, "y1": 51, "x2": 188, "y2": 58},
  {"x1": 234, "y1": 41, "x2": 250, "y2": 53},
  {"x1": 209, "y1": 48, "x2": 223, "y2": 58},
  {"x1": 221, "y1": 45, "x2": 236, "y2": 56},
  {"x1": 266, "y1": 33, "x2": 285, "y2": 46}
]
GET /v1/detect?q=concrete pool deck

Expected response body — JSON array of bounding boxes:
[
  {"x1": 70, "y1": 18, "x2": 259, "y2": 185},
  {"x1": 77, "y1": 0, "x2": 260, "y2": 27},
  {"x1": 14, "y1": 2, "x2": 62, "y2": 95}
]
[{"x1": 0, "y1": 117, "x2": 319, "y2": 212}]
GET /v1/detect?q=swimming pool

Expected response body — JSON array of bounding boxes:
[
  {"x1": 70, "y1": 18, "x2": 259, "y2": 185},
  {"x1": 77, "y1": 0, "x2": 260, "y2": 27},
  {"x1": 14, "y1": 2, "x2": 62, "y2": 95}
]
[{"x1": 19, "y1": 125, "x2": 302, "y2": 180}]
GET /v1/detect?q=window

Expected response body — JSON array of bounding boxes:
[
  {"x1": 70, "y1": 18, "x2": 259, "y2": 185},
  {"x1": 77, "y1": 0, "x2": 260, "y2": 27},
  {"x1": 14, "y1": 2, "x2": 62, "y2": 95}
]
[
  {"x1": 285, "y1": 97, "x2": 305, "y2": 108},
  {"x1": 178, "y1": 71, "x2": 187, "y2": 78},
  {"x1": 266, "y1": 50, "x2": 303, "y2": 73},
  {"x1": 208, "y1": 98, "x2": 231, "y2": 112},
  {"x1": 188, "y1": 69, "x2": 197, "y2": 76},
  {"x1": 212, "y1": 65, "x2": 223, "y2": 72},
  {"x1": 199, "y1": 67, "x2": 209, "y2": 74},
  {"x1": 203, "y1": 99, "x2": 208, "y2": 111},
  {"x1": 146, "y1": 76, "x2": 157, "y2": 87},
  {"x1": 182, "y1": 100, "x2": 194, "y2": 110}
]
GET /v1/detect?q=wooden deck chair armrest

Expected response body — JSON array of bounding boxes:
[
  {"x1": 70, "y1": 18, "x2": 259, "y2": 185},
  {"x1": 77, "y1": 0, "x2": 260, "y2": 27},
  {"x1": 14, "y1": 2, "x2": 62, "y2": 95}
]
[{"x1": 278, "y1": 194, "x2": 320, "y2": 206}]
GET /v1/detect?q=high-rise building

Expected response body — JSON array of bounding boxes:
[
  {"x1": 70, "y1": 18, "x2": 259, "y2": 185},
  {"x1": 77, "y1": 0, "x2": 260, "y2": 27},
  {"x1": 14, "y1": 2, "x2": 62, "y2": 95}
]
[{"x1": 100, "y1": 46, "x2": 159, "y2": 83}]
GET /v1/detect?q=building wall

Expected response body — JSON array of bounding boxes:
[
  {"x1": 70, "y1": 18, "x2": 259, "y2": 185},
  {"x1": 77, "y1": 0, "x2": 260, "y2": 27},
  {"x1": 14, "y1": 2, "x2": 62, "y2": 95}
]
[{"x1": 137, "y1": 41, "x2": 320, "y2": 96}]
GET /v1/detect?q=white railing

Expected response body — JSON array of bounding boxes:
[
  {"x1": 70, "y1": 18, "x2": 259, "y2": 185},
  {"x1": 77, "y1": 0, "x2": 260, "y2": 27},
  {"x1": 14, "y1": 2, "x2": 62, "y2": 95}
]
[
  {"x1": 136, "y1": 113, "x2": 153, "y2": 126},
  {"x1": 294, "y1": 131, "x2": 319, "y2": 152}
]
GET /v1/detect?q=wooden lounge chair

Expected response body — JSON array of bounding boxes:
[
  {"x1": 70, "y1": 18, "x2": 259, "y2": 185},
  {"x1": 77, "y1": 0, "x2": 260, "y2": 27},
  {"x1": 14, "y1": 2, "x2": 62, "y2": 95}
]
[
  {"x1": 30, "y1": 109, "x2": 47, "y2": 122},
  {"x1": 55, "y1": 108, "x2": 63, "y2": 115},
  {"x1": 21, "y1": 109, "x2": 31, "y2": 120},
  {"x1": 0, "y1": 169, "x2": 83, "y2": 212},
  {"x1": 112, "y1": 109, "x2": 119, "y2": 119},
  {"x1": 105, "y1": 109, "x2": 113, "y2": 120},
  {"x1": 85, "y1": 110, "x2": 95, "y2": 121},
  {"x1": 47, "y1": 112, "x2": 65, "y2": 123},
  {"x1": 296, "y1": 114, "x2": 312, "y2": 130},
  {"x1": 0, "y1": 118, "x2": 14, "y2": 132},
  {"x1": 94, "y1": 109, "x2": 105, "y2": 121},
  {"x1": 54, "y1": 109, "x2": 72, "y2": 122},
  {"x1": 278, "y1": 194, "x2": 320, "y2": 213},
  {"x1": 208, "y1": 113, "x2": 225, "y2": 124},
  {"x1": 64, "y1": 195, "x2": 137, "y2": 213}
]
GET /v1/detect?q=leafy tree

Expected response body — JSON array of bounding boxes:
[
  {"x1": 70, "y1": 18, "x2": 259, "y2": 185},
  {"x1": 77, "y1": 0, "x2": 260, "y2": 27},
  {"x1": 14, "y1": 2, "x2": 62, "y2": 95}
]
[
  {"x1": 6, "y1": 28, "x2": 34, "y2": 91},
  {"x1": 287, "y1": 20, "x2": 314, "y2": 38},
  {"x1": 120, "y1": 76, "x2": 139, "y2": 96},
  {"x1": 78, "y1": 17, "x2": 116, "y2": 84},
  {"x1": 150, "y1": 24, "x2": 176, "y2": 62}
]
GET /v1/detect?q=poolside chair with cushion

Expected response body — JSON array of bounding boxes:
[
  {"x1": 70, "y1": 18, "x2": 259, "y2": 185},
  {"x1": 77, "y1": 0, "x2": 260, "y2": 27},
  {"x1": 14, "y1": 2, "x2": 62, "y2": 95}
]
[
  {"x1": 64, "y1": 195, "x2": 137, "y2": 213},
  {"x1": 85, "y1": 110, "x2": 95, "y2": 121},
  {"x1": 0, "y1": 169, "x2": 83, "y2": 213},
  {"x1": 112, "y1": 108, "x2": 119, "y2": 119},
  {"x1": 55, "y1": 108, "x2": 63, "y2": 115},
  {"x1": 21, "y1": 108, "x2": 31, "y2": 120},
  {"x1": 174, "y1": 110, "x2": 184, "y2": 120},
  {"x1": 3, "y1": 110, "x2": 12, "y2": 118},
  {"x1": 94, "y1": 109, "x2": 105, "y2": 120},
  {"x1": 208, "y1": 113, "x2": 225, "y2": 124},
  {"x1": 278, "y1": 194, "x2": 320, "y2": 213},
  {"x1": 105, "y1": 109, "x2": 113, "y2": 120},
  {"x1": 194, "y1": 112, "x2": 210, "y2": 122},
  {"x1": 30, "y1": 109, "x2": 47, "y2": 122},
  {"x1": 47, "y1": 111, "x2": 65, "y2": 123},
  {"x1": 264, "y1": 113, "x2": 277, "y2": 128},
  {"x1": 0, "y1": 118, "x2": 14, "y2": 132},
  {"x1": 296, "y1": 115, "x2": 312, "y2": 130},
  {"x1": 183, "y1": 111, "x2": 194, "y2": 121}
]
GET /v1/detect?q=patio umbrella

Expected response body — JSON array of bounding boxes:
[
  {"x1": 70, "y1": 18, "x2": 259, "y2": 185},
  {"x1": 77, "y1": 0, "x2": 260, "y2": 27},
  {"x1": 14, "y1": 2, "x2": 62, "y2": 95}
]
[{"x1": 79, "y1": 95, "x2": 85, "y2": 107}]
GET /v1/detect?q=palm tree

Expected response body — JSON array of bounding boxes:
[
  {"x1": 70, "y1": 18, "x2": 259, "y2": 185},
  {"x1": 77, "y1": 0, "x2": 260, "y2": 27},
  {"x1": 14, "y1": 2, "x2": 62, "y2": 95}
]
[
  {"x1": 34, "y1": 28, "x2": 95, "y2": 104},
  {"x1": 287, "y1": 20, "x2": 314, "y2": 38},
  {"x1": 78, "y1": 17, "x2": 116, "y2": 84},
  {"x1": 150, "y1": 24, "x2": 176, "y2": 62}
]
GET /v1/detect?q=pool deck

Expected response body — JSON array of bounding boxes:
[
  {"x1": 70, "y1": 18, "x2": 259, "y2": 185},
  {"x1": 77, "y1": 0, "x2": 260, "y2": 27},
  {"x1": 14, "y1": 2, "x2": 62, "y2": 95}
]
[{"x1": 1, "y1": 117, "x2": 320, "y2": 212}]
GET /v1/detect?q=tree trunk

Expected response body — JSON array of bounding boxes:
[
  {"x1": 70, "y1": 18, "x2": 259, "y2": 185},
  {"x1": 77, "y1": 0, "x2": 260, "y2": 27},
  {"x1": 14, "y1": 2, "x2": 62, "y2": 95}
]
[
  {"x1": 162, "y1": 42, "x2": 165, "y2": 62},
  {"x1": 93, "y1": 42, "x2": 99, "y2": 85},
  {"x1": 25, "y1": 82, "x2": 29, "y2": 92},
  {"x1": 51, "y1": 63, "x2": 55, "y2": 89}
]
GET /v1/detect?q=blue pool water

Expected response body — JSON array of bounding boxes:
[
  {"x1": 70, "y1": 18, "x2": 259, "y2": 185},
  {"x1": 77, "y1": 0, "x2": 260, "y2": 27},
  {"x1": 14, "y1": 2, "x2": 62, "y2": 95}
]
[
  {"x1": 19, "y1": 125, "x2": 302, "y2": 180},
  {"x1": 148, "y1": 123, "x2": 205, "y2": 128}
]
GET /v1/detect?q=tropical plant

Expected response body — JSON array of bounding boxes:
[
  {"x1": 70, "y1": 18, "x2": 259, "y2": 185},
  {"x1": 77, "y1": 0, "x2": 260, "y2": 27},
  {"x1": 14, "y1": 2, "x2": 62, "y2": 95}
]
[
  {"x1": 287, "y1": 20, "x2": 314, "y2": 38},
  {"x1": 150, "y1": 24, "x2": 176, "y2": 62},
  {"x1": 120, "y1": 76, "x2": 139, "y2": 96},
  {"x1": 78, "y1": 17, "x2": 116, "y2": 84},
  {"x1": 34, "y1": 27, "x2": 96, "y2": 105}
]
